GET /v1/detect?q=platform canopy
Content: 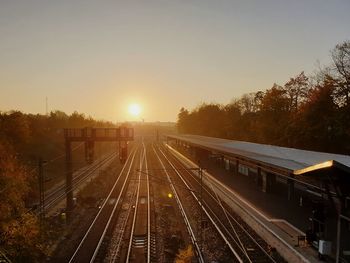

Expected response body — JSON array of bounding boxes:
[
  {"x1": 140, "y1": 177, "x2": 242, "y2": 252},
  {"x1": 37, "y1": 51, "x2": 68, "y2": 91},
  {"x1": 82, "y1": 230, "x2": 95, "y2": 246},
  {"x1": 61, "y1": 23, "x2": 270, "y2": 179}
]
[{"x1": 167, "y1": 134, "x2": 350, "y2": 176}]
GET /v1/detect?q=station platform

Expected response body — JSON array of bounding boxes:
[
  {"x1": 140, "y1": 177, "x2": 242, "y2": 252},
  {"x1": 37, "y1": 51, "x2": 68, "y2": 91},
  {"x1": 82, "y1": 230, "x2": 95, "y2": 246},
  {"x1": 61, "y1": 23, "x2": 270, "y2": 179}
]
[{"x1": 166, "y1": 144, "x2": 330, "y2": 263}]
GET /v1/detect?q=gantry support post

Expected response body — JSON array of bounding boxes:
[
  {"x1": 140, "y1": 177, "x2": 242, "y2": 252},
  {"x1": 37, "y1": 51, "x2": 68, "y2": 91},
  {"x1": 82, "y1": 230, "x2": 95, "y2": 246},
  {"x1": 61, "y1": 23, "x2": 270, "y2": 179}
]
[
  {"x1": 38, "y1": 158, "x2": 45, "y2": 224},
  {"x1": 336, "y1": 204, "x2": 341, "y2": 263},
  {"x1": 84, "y1": 139, "x2": 95, "y2": 164},
  {"x1": 199, "y1": 166, "x2": 203, "y2": 252},
  {"x1": 65, "y1": 139, "x2": 74, "y2": 219},
  {"x1": 64, "y1": 127, "x2": 134, "y2": 220}
]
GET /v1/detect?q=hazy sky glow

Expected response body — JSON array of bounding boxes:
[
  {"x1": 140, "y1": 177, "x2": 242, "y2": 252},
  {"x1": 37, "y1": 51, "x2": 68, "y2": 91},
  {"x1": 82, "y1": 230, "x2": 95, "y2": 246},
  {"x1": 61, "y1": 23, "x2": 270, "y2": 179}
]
[{"x1": 1, "y1": 0, "x2": 349, "y2": 122}]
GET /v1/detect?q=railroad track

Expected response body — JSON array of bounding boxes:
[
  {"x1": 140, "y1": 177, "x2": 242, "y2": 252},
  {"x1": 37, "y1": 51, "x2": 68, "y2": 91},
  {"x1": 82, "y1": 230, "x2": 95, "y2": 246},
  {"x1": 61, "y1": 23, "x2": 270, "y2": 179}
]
[
  {"x1": 157, "y1": 143, "x2": 281, "y2": 263},
  {"x1": 34, "y1": 152, "x2": 117, "y2": 215},
  {"x1": 59, "y1": 140, "x2": 283, "y2": 263},
  {"x1": 112, "y1": 141, "x2": 203, "y2": 263},
  {"x1": 152, "y1": 144, "x2": 205, "y2": 263},
  {"x1": 123, "y1": 142, "x2": 153, "y2": 262},
  {"x1": 143, "y1": 142, "x2": 196, "y2": 263},
  {"x1": 109, "y1": 141, "x2": 156, "y2": 263},
  {"x1": 68, "y1": 146, "x2": 139, "y2": 263}
]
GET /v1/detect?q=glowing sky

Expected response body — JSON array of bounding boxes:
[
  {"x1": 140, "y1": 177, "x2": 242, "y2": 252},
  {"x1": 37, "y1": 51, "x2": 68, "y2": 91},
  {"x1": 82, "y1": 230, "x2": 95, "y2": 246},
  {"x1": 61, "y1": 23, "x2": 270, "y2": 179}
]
[{"x1": 1, "y1": 0, "x2": 349, "y2": 122}]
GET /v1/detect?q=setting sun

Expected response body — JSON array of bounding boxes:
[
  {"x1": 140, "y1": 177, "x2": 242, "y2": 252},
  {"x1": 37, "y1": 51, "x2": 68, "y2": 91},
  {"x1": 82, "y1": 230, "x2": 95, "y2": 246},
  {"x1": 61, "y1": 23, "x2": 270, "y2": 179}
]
[{"x1": 128, "y1": 103, "x2": 141, "y2": 117}]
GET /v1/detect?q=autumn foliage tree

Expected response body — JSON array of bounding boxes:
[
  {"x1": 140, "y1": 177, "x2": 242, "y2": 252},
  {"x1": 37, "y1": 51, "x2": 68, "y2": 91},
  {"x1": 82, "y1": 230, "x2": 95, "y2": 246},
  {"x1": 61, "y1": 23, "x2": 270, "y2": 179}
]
[
  {"x1": 331, "y1": 41, "x2": 350, "y2": 106},
  {"x1": 258, "y1": 84, "x2": 290, "y2": 144},
  {"x1": 177, "y1": 40, "x2": 350, "y2": 154},
  {"x1": 292, "y1": 79, "x2": 337, "y2": 151},
  {"x1": 284, "y1": 71, "x2": 309, "y2": 111},
  {"x1": 0, "y1": 110, "x2": 117, "y2": 261},
  {"x1": 0, "y1": 141, "x2": 45, "y2": 261}
]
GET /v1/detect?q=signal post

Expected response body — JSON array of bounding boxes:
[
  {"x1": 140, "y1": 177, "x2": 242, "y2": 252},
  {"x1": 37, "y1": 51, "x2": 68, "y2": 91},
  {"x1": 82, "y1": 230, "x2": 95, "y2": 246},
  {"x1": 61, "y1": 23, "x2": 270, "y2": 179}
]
[{"x1": 64, "y1": 127, "x2": 134, "y2": 219}]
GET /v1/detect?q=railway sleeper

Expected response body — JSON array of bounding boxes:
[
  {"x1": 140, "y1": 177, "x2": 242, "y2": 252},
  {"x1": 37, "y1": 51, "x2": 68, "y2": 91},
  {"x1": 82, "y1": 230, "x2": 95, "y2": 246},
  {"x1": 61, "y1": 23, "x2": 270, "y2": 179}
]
[
  {"x1": 150, "y1": 232, "x2": 157, "y2": 262},
  {"x1": 132, "y1": 234, "x2": 147, "y2": 248}
]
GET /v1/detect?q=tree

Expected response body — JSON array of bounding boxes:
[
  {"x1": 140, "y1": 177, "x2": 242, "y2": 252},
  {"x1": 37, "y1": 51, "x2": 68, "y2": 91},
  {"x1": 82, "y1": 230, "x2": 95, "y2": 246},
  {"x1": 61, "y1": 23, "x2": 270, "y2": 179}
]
[
  {"x1": 258, "y1": 84, "x2": 290, "y2": 144},
  {"x1": 284, "y1": 71, "x2": 309, "y2": 111},
  {"x1": 174, "y1": 40, "x2": 350, "y2": 152},
  {"x1": 223, "y1": 102, "x2": 241, "y2": 139},
  {"x1": 331, "y1": 40, "x2": 350, "y2": 106},
  {"x1": 0, "y1": 111, "x2": 31, "y2": 147},
  {"x1": 236, "y1": 92, "x2": 262, "y2": 113},
  {"x1": 193, "y1": 103, "x2": 226, "y2": 138},
  {"x1": 177, "y1": 107, "x2": 190, "y2": 133},
  {"x1": 293, "y1": 79, "x2": 338, "y2": 151},
  {"x1": 69, "y1": 111, "x2": 87, "y2": 128},
  {"x1": 0, "y1": 141, "x2": 45, "y2": 261}
]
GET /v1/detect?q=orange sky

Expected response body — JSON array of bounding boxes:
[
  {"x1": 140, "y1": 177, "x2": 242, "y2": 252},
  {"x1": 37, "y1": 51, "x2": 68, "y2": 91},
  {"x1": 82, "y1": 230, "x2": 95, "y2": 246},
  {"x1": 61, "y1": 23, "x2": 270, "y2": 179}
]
[{"x1": 1, "y1": 1, "x2": 350, "y2": 122}]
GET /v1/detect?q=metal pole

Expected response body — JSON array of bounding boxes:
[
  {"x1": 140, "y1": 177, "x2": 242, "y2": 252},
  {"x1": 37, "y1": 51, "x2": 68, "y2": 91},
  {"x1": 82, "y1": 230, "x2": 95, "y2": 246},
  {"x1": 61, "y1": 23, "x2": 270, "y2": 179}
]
[
  {"x1": 38, "y1": 158, "x2": 44, "y2": 222},
  {"x1": 335, "y1": 202, "x2": 342, "y2": 263},
  {"x1": 199, "y1": 166, "x2": 203, "y2": 252},
  {"x1": 65, "y1": 139, "x2": 74, "y2": 220},
  {"x1": 41, "y1": 161, "x2": 45, "y2": 220}
]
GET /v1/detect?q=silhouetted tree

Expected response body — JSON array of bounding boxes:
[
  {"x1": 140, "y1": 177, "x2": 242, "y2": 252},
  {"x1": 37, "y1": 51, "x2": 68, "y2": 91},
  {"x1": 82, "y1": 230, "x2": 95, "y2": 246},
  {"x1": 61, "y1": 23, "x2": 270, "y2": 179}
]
[
  {"x1": 223, "y1": 102, "x2": 241, "y2": 139},
  {"x1": 258, "y1": 84, "x2": 290, "y2": 144},
  {"x1": 177, "y1": 107, "x2": 190, "y2": 133},
  {"x1": 0, "y1": 141, "x2": 45, "y2": 261},
  {"x1": 175, "y1": 40, "x2": 350, "y2": 153},
  {"x1": 331, "y1": 40, "x2": 350, "y2": 106},
  {"x1": 0, "y1": 111, "x2": 31, "y2": 147},
  {"x1": 294, "y1": 79, "x2": 337, "y2": 151},
  {"x1": 284, "y1": 71, "x2": 309, "y2": 111}
]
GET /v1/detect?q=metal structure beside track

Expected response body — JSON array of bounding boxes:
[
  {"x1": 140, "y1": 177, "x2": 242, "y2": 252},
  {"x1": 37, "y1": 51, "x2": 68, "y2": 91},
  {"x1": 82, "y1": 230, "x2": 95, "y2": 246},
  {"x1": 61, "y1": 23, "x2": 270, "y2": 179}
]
[
  {"x1": 64, "y1": 141, "x2": 285, "y2": 263},
  {"x1": 64, "y1": 127, "x2": 134, "y2": 217}
]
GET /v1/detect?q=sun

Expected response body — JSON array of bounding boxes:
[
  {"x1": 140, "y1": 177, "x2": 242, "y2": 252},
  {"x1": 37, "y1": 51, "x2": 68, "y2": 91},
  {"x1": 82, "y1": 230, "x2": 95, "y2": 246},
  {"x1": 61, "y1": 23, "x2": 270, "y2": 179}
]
[{"x1": 128, "y1": 103, "x2": 141, "y2": 117}]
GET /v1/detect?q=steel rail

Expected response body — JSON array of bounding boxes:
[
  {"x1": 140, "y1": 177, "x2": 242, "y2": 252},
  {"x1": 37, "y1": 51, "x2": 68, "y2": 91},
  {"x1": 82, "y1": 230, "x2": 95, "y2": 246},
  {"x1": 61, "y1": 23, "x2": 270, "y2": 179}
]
[
  {"x1": 163, "y1": 144, "x2": 277, "y2": 263},
  {"x1": 177, "y1": 151, "x2": 276, "y2": 262},
  {"x1": 207, "y1": 182, "x2": 277, "y2": 263},
  {"x1": 208, "y1": 183, "x2": 252, "y2": 262},
  {"x1": 89, "y1": 147, "x2": 139, "y2": 263},
  {"x1": 109, "y1": 143, "x2": 150, "y2": 262},
  {"x1": 108, "y1": 183, "x2": 138, "y2": 262},
  {"x1": 125, "y1": 143, "x2": 147, "y2": 262},
  {"x1": 44, "y1": 153, "x2": 116, "y2": 210},
  {"x1": 158, "y1": 146, "x2": 243, "y2": 263},
  {"x1": 68, "y1": 147, "x2": 137, "y2": 263},
  {"x1": 152, "y1": 146, "x2": 205, "y2": 263},
  {"x1": 145, "y1": 143, "x2": 151, "y2": 263},
  {"x1": 221, "y1": 196, "x2": 277, "y2": 262},
  {"x1": 45, "y1": 153, "x2": 115, "y2": 199},
  {"x1": 163, "y1": 147, "x2": 253, "y2": 261},
  {"x1": 34, "y1": 153, "x2": 116, "y2": 215}
]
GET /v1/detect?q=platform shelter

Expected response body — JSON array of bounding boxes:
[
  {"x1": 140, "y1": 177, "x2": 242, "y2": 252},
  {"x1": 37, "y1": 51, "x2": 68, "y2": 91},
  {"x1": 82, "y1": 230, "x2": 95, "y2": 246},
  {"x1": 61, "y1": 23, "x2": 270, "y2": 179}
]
[{"x1": 167, "y1": 134, "x2": 350, "y2": 262}]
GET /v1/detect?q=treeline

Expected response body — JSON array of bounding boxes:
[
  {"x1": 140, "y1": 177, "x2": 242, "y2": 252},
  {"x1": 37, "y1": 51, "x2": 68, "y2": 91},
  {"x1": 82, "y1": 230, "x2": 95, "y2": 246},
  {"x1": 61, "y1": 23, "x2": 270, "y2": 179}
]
[
  {"x1": 0, "y1": 110, "x2": 115, "y2": 162},
  {"x1": 177, "y1": 41, "x2": 350, "y2": 154},
  {"x1": 0, "y1": 110, "x2": 115, "y2": 261}
]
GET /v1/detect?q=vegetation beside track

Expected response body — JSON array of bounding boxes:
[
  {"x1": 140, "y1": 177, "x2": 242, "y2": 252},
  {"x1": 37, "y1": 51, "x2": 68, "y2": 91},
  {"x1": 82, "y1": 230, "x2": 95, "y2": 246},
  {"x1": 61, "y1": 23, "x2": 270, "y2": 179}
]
[
  {"x1": 178, "y1": 41, "x2": 350, "y2": 155},
  {"x1": 49, "y1": 159, "x2": 122, "y2": 262},
  {"x1": 0, "y1": 111, "x2": 116, "y2": 262}
]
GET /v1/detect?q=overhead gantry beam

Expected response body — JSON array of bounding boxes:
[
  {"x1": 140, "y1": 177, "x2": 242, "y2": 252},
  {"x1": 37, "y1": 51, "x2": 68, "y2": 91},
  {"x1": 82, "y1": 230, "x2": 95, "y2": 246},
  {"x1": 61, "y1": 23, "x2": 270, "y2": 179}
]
[{"x1": 64, "y1": 127, "x2": 134, "y2": 219}]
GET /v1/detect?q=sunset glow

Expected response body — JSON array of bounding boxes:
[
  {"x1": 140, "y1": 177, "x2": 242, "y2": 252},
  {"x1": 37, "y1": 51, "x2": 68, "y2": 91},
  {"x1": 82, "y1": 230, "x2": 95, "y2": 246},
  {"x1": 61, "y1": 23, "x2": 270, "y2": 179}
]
[
  {"x1": 1, "y1": 2, "x2": 350, "y2": 262},
  {"x1": 128, "y1": 103, "x2": 141, "y2": 117}
]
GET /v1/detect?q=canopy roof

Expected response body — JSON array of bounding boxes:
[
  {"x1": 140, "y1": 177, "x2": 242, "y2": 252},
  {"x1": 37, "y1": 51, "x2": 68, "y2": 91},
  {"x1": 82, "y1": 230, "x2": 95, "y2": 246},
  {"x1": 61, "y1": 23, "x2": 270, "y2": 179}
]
[{"x1": 168, "y1": 134, "x2": 350, "y2": 175}]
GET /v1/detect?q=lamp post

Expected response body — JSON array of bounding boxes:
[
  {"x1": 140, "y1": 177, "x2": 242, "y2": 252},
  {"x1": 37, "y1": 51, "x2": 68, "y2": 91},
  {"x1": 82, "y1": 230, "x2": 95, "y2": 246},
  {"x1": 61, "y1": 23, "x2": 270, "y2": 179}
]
[
  {"x1": 38, "y1": 158, "x2": 47, "y2": 227},
  {"x1": 198, "y1": 162, "x2": 203, "y2": 252}
]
